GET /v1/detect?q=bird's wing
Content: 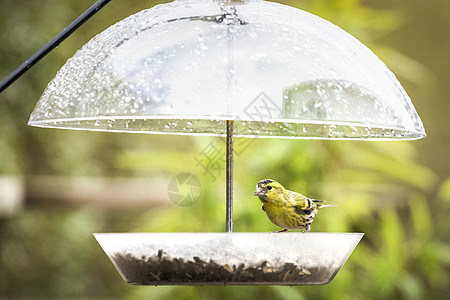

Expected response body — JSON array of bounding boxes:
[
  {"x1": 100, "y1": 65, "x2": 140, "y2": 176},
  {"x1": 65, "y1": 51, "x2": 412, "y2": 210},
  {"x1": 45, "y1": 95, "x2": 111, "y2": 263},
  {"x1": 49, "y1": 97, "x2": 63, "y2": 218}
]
[{"x1": 288, "y1": 190, "x2": 315, "y2": 213}]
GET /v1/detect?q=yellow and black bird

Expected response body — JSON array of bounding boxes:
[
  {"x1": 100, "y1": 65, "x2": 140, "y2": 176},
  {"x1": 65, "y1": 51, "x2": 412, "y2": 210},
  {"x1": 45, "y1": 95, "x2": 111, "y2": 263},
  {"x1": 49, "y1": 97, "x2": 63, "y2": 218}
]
[{"x1": 253, "y1": 179, "x2": 335, "y2": 233}]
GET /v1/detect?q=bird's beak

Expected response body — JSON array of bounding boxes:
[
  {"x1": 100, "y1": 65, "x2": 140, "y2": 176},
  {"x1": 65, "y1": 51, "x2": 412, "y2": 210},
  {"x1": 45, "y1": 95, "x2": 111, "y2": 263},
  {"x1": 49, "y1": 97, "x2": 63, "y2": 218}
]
[{"x1": 253, "y1": 187, "x2": 263, "y2": 196}]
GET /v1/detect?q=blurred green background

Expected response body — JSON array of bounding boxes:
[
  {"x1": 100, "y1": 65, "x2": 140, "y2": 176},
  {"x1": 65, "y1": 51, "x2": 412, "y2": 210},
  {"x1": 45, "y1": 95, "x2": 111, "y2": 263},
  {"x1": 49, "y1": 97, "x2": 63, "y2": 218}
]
[{"x1": 0, "y1": 0, "x2": 449, "y2": 299}]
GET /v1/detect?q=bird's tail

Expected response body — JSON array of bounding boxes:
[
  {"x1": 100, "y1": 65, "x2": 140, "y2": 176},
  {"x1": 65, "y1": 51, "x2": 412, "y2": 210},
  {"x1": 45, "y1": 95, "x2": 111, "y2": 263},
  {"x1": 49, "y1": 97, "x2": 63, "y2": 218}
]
[
  {"x1": 312, "y1": 199, "x2": 338, "y2": 209},
  {"x1": 317, "y1": 204, "x2": 338, "y2": 209}
]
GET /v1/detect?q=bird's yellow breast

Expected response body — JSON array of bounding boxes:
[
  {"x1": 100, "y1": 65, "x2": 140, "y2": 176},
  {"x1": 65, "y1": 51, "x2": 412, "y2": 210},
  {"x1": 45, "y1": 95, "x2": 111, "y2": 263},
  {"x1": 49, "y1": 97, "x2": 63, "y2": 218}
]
[{"x1": 263, "y1": 202, "x2": 313, "y2": 230}]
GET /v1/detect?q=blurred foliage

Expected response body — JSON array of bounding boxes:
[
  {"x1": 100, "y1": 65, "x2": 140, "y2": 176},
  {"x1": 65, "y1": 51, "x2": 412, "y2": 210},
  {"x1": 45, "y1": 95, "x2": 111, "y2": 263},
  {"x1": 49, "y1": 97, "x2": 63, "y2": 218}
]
[{"x1": 0, "y1": 0, "x2": 449, "y2": 299}]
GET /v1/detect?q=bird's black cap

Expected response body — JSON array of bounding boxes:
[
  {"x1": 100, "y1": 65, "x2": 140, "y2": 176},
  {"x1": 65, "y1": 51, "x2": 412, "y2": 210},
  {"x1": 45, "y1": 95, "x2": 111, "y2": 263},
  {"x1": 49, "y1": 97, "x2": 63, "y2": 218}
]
[{"x1": 258, "y1": 179, "x2": 274, "y2": 186}]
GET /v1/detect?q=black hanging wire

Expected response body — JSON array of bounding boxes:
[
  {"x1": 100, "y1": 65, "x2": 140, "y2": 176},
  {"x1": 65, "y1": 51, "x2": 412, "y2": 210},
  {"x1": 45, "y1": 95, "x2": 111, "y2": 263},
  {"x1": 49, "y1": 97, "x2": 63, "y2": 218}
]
[{"x1": 0, "y1": 0, "x2": 112, "y2": 94}]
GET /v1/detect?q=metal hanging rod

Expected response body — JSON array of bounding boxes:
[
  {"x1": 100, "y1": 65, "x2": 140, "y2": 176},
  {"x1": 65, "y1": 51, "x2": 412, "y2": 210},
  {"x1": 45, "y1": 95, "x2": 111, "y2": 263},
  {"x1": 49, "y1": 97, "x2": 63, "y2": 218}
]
[
  {"x1": 226, "y1": 120, "x2": 234, "y2": 233},
  {"x1": 0, "y1": 0, "x2": 112, "y2": 94}
]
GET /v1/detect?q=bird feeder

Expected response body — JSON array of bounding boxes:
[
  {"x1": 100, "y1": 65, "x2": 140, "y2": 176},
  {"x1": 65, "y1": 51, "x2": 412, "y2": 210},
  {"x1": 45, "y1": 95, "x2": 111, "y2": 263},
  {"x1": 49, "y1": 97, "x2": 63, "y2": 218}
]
[{"x1": 26, "y1": 0, "x2": 424, "y2": 286}]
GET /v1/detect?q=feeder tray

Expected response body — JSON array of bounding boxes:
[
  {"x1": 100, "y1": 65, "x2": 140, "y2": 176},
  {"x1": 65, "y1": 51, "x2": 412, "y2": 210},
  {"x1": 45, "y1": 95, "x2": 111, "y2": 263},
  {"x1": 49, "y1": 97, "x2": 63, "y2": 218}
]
[{"x1": 94, "y1": 232, "x2": 363, "y2": 285}]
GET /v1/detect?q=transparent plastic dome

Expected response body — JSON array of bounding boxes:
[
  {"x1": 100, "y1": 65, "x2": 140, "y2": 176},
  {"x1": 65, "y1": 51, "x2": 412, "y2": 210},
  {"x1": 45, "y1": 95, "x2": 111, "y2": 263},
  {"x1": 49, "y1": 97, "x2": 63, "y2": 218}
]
[{"x1": 28, "y1": 0, "x2": 426, "y2": 140}]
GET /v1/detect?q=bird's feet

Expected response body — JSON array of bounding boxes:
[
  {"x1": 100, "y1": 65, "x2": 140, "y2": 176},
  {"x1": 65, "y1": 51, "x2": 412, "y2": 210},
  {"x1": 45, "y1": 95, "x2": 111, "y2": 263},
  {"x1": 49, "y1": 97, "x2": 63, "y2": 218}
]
[{"x1": 271, "y1": 228, "x2": 288, "y2": 233}]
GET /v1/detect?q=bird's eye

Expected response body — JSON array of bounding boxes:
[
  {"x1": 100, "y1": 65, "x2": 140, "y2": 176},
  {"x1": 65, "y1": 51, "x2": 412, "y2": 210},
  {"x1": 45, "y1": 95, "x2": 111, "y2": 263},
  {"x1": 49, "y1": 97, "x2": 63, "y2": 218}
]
[{"x1": 267, "y1": 185, "x2": 273, "y2": 190}]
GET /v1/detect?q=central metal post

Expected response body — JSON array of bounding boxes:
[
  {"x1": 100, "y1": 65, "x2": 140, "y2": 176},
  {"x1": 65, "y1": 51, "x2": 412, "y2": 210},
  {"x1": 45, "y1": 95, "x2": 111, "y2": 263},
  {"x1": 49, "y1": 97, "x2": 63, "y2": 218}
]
[{"x1": 226, "y1": 120, "x2": 234, "y2": 232}]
